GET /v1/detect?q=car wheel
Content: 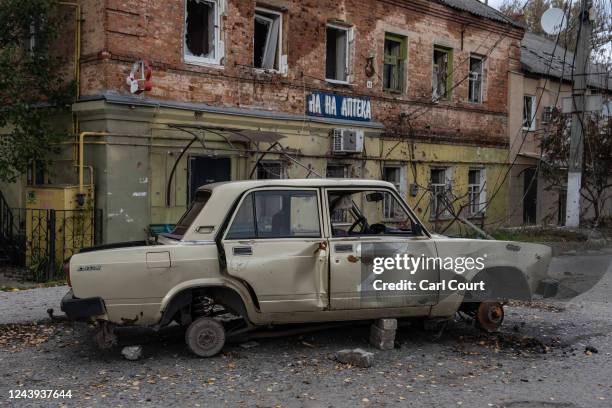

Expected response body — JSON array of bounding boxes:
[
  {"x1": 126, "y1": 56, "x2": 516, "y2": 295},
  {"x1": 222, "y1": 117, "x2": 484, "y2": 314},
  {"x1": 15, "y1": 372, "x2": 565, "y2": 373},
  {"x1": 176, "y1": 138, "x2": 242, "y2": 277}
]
[
  {"x1": 476, "y1": 301, "x2": 504, "y2": 332},
  {"x1": 185, "y1": 317, "x2": 226, "y2": 357}
]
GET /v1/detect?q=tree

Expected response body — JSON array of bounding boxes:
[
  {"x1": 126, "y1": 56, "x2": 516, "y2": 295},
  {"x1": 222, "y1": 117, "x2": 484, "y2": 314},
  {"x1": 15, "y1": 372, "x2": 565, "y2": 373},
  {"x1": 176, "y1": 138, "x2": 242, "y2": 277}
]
[
  {"x1": 499, "y1": 0, "x2": 612, "y2": 62},
  {"x1": 0, "y1": 0, "x2": 74, "y2": 183},
  {"x1": 540, "y1": 110, "x2": 612, "y2": 223}
]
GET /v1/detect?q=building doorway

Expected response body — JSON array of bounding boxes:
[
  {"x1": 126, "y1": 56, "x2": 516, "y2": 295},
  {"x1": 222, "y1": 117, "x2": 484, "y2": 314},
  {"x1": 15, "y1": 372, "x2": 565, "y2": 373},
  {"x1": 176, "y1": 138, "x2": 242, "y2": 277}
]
[
  {"x1": 523, "y1": 168, "x2": 538, "y2": 224},
  {"x1": 187, "y1": 156, "x2": 231, "y2": 203}
]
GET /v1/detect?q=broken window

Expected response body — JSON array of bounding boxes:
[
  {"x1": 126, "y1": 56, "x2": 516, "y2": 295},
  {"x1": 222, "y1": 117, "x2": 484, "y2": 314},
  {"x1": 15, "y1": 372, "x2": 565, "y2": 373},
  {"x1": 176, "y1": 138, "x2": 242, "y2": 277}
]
[
  {"x1": 326, "y1": 24, "x2": 350, "y2": 83},
  {"x1": 432, "y1": 46, "x2": 452, "y2": 100},
  {"x1": 383, "y1": 34, "x2": 407, "y2": 92},
  {"x1": 468, "y1": 169, "x2": 485, "y2": 216},
  {"x1": 468, "y1": 55, "x2": 483, "y2": 103},
  {"x1": 430, "y1": 168, "x2": 450, "y2": 218},
  {"x1": 254, "y1": 8, "x2": 281, "y2": 70},
  {"x1": 185, "y1": 0, "x2": 219, "y2": 63},
  {"x1": 523, "y1": 95, "x2": 536, "y2": 130}
]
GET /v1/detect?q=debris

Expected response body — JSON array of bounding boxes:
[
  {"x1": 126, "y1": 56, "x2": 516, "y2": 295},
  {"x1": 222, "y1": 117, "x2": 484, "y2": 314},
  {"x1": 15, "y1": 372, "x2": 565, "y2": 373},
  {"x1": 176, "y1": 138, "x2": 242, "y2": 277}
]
[
  {"x1": 370, "y1": 319, "x2": 396, "y2": 350},
  {"x1": 335, "y1": 348, "x2": 374, "y2": 368},
  {"x1": 301, "y1": 341, "x2": 316, "y2": 348},
  {"x1": 585, "y1": 346, "x2": 598, "y2": 355},
  {"x1": 121, "y1": 345, "x2": 143, "y2": 361},
  {"x1": 239, "y1": 341, "x2": 259, "y2": 349}
]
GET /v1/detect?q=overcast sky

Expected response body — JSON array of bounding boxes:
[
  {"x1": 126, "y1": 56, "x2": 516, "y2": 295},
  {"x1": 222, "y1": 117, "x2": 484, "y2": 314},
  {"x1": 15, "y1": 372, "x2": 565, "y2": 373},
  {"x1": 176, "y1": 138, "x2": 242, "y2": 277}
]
[{"x1": 486, "y1": 0, "x2": 505, "y2": 10}]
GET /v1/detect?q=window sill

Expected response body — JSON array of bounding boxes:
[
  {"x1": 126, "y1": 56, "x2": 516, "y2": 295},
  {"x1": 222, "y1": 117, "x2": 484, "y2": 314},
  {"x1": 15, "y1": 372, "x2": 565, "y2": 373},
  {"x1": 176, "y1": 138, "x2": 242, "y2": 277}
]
[
  {"x1": 326, "y1": 78, "x2": 352, "y2": 86},
  {"x1": 184, "y1": 57, "x2": 224, "y2": 69}
]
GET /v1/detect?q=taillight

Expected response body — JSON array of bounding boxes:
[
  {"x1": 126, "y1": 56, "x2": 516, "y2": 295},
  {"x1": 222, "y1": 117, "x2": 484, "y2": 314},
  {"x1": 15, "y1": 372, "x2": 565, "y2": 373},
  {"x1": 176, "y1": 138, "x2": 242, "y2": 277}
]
[{"x1": 63, "y1": 260, "x2": 71, "y2": 287}]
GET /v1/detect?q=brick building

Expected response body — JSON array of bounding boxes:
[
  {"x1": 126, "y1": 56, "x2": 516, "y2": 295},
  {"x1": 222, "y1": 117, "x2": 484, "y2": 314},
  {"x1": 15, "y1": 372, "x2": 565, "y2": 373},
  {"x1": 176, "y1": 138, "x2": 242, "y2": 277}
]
[{"x1": 2, "y1": 0, "x2": 524, "y2": 243}]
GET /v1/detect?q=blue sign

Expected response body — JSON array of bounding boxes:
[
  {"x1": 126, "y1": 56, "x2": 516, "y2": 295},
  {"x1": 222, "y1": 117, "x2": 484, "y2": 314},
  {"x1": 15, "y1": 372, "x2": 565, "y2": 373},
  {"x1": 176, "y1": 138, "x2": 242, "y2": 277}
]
[{"x1": 306, "y1": 92, "x2": 372, "y2": 122}]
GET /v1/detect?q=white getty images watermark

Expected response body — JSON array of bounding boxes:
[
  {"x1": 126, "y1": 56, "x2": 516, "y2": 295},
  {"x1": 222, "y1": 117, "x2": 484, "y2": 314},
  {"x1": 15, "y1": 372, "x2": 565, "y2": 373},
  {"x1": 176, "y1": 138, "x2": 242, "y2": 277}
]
[{"x1": 370, "y1": 254, "x2": 487, "y2": 292}]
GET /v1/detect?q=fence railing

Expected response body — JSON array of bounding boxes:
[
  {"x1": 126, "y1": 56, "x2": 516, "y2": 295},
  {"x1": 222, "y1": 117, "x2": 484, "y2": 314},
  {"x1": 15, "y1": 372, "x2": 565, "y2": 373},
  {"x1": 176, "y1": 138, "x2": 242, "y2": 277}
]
[{"x1": 4, "y1": 208, "x2": 103, "y2": 281}]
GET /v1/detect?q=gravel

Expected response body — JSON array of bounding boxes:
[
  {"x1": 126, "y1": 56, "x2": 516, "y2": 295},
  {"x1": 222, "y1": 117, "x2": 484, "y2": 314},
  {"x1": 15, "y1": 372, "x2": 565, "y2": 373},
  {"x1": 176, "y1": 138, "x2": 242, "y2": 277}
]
[
  {"x1": 0, "y1": 286, "x2": 67, "y2": 324},
  {"x1": 0, "y1": 252, "x2": 610, "y2": 407}
]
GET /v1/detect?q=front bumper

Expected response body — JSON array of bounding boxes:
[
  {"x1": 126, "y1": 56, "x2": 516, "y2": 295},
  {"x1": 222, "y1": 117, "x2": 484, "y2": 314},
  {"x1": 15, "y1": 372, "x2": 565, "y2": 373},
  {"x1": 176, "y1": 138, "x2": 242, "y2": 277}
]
[
  {"x1": 60, "y1": 290, "x2": 107, "y2": 320},
  {"x1": 535, "y1": 278, "x2": 559, "y2": 298}
]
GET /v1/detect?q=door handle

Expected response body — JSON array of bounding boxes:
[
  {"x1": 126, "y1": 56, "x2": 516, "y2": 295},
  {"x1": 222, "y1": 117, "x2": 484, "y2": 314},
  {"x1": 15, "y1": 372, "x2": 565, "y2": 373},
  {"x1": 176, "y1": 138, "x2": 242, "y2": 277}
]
[{"x1": 233, "y1": 246, "x2": 252, "y2": 256}]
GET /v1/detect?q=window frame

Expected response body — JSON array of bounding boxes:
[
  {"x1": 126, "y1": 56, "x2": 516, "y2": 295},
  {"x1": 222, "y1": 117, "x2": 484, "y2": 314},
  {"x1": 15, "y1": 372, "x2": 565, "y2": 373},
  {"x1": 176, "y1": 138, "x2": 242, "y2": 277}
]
[
  {"x1": 325, "y1": 23, "x2": 351, "y2": 84},
  {"x1": 383, "y1": 33, "x2": 407, "y2": 93},
  {"x1": 468, "y1": 54, "x2": 483, "y2": 104},
  {"x1": 253, "y1": 7, "x2": 283, "y2": 72},
  {"x1": 184, "y1": 0, "x2": 223, "y2": 67},
  {"x1": 324, "y1": 187, "x2": 426, "y2": 238},
  {"x1": 522, "y1": 95, "x2": 537, "y2": 131},
  {"x1": 432, "y1": 45, "x2": 453, "y2": 101},
  {"x1": 429, "y1": 167, "x2": 452, "y2": 219},
  {"x1": 256, "y1": 160, "x2": 285, "y2": 179},
  {"x1": 467, "y1": 168, "x2": 486, "y2": 217},
  {"x1": 382, "y1": 165, "x2": 404, "y2": 220},
  {"x1": 223, "y1": 188, "x2": 323, "y2": 241}
]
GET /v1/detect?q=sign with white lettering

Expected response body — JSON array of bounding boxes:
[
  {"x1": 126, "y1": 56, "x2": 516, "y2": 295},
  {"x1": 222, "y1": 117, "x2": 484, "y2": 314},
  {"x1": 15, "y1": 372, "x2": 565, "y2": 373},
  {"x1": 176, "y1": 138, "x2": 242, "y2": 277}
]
[{"x1": 306, "y1": 92, "x2": 372, "y2": 122}]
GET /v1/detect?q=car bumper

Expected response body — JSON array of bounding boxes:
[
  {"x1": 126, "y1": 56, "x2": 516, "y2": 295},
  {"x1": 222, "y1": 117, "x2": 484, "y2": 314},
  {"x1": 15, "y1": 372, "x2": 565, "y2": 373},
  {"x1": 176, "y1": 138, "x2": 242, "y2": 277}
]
[
  {"x1": 535, "y1": 278, "x2": 559, "y2": 298},
  {"x1": 60, "y1": 290, "x2": 107, "y2": 320}
]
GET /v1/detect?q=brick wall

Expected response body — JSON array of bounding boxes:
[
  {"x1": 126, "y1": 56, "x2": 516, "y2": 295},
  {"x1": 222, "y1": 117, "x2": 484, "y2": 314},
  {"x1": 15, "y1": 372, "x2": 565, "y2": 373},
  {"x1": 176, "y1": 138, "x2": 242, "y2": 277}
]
[{"x1": 76, "y1": 0, "x2": 523, "y2": 146}]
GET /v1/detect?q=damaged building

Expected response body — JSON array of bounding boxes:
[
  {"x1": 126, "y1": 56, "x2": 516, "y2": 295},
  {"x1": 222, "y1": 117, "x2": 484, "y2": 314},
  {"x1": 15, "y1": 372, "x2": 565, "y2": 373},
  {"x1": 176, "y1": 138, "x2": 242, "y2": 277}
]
[{"x1": 1, "y1": 0, "x2": 524, "y2": 245}]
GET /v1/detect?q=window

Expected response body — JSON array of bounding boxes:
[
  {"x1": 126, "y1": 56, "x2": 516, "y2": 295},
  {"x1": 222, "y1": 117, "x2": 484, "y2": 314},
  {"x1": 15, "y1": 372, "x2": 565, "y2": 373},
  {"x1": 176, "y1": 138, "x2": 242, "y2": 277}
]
[
  {"x1": 328, "y1": 190, "x2": 414, "y2": 237},
  {"x1": 432, "y1": 46, "x2": 453, "y2": 100},
  {"x1": 383, "y1": 34, "x2": 407, "y2": 92},
  {"x1": 256, "y1": 161, "x2": 284, "y2": 179},
  {"x1": 185, "y1": 0, "x2": 222, "y2": 65},
  {"x1": 523, "y1": 95, "x2": 536, "y2": 130},
  {"x1": 171, "y1": 190, "x2": 212, "y2": 237},
  {"x1": 430, "y1": 168, "x2": 450, "y2": 218},
  {"x1": 468, "y1": 55, "x2": 483, "y2": 103},
  {"x1": 468, "y1": 169, "x2": 485, "y2": 216},
  {"x1": 226, "y1": 190, "x2": 321, "y2": 239},
  {"x1": 326, "y1": 164, "x2": 348, "y2": 178},
  {"x1": 254, "y1": 8, "x2": 281, "y2": 70},
  {"x1": 326, "y1": 24, "x2": 350, "y2": 83},
  {"x1": 383, "y1": 166, "x2": 402, "y2": 219}
]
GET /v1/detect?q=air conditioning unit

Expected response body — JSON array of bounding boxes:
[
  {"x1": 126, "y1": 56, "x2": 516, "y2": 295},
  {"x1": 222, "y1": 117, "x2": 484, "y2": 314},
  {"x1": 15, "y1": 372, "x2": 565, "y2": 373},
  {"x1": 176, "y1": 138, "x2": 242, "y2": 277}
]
[{"x1": 332, "y1": 129, "x2": 364, "y2": 154}]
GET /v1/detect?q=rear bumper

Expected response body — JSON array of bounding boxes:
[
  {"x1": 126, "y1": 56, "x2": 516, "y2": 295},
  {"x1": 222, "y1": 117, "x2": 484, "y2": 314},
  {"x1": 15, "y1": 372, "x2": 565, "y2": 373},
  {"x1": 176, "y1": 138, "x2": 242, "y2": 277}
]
[
  {"x1": 60, "y1": 290, "x2": 107, "y2": 320},
  {"x1": 535, "y1": 278, "x2": 559, "y2": 298}
]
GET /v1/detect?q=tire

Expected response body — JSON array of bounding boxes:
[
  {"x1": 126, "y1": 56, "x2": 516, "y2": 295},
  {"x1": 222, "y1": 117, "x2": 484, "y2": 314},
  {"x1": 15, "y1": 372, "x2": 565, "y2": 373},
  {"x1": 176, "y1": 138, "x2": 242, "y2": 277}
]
[{"x1": 185, "y1": 317, "x2": 226, "y2": 357}]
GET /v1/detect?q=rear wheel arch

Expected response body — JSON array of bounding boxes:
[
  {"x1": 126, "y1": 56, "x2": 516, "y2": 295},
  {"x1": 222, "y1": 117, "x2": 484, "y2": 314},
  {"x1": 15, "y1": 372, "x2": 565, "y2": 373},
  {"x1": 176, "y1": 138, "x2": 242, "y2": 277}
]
[{"x1": 159, "y1": 286, "x2": 252, "y2": 327}]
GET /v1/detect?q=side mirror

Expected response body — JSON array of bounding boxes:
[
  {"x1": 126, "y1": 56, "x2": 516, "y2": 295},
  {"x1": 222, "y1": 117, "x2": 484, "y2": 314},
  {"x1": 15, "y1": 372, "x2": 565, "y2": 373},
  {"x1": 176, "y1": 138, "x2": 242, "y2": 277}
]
[{"x1": 412, "y1": 222, "x2": 423, "y2": 236}]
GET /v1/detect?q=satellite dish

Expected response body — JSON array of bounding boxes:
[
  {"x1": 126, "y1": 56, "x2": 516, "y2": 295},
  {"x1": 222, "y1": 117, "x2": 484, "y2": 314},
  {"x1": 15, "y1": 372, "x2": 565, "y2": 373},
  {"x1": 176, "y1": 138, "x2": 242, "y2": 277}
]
[{"x1": 541, "y1": 7, "x2": 567, "y2": 35}]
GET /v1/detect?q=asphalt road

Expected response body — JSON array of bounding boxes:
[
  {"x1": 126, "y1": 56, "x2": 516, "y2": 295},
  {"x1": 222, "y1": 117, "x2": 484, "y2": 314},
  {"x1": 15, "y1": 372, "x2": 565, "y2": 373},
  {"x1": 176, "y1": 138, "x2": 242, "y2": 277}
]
[{"x1": 0, "y1": 249, "x2": 611, "y2": 407}]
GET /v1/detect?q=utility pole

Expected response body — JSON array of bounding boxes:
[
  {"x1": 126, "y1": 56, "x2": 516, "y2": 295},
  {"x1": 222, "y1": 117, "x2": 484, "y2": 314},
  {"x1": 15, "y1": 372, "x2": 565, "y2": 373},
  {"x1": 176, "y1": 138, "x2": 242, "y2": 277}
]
[{"x1": 565, "y1": 0, "x2": 593, "y2": 227}]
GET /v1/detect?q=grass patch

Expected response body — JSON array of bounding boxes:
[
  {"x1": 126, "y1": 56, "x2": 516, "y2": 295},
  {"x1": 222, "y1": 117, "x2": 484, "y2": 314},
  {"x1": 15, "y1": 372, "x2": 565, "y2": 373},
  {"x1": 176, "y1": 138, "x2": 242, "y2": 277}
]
[{"x1": 492, "y1": 228, "x2": 587, "y2": 243}]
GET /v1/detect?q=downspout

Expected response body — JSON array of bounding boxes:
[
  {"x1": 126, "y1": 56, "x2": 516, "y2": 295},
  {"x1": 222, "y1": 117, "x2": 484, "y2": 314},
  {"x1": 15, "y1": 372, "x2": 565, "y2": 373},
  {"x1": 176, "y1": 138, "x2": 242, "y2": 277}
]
[{"x1": 58, "y1": 2, "x2": 82, "y2": 161}]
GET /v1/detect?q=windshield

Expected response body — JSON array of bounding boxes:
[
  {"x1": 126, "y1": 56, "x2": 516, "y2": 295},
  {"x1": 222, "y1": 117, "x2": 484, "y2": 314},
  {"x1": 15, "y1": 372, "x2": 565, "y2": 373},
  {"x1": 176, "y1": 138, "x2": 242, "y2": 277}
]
[{"x1": 169, "y1": 190, "x2": 212, "y2": 238}]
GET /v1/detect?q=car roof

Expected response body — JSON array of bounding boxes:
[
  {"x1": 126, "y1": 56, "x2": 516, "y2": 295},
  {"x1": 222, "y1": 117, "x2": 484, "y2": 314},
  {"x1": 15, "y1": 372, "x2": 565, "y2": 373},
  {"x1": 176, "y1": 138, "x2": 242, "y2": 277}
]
[{"x1": 198, "y1": 178, "x2": 396, "y2": 193}]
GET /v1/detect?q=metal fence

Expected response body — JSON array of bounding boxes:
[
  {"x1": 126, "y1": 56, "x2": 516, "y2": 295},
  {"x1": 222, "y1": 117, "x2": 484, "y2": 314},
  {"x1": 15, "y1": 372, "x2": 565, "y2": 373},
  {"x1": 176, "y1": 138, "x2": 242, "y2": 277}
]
[{"x1": 6, "y1": 208, "x2": 103, "y2": 281}]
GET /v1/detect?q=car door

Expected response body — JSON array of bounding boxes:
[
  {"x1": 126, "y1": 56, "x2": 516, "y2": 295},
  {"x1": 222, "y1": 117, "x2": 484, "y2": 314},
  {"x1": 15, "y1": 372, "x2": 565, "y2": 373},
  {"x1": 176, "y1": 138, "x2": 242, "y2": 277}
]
[
  {"x1": 222, "y1": 188, "x2": 328, "y2": 313},
  {"x1": 326, "y1": 188, "x2": 440, "y2": 310}
]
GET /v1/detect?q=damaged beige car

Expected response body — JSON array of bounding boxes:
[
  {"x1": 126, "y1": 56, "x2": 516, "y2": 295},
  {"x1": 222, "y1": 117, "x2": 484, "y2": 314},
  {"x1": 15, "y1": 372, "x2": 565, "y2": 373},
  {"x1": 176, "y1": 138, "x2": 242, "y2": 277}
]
[{"x1": 61, "y1": 179, "x2": 556, "y2": 357}]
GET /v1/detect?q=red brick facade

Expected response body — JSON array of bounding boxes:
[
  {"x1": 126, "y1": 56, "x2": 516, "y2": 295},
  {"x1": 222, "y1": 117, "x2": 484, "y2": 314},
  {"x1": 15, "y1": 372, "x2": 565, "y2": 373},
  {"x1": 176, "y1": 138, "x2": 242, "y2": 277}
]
[{"x1": 77, "y1": 0, "x2": 523, "y2": 146}]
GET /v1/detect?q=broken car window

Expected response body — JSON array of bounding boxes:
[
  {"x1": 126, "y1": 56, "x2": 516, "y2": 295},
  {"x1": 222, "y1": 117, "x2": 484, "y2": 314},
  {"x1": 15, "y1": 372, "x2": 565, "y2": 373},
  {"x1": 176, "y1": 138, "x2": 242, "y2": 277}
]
[{"x1": 171, "y1": 190, "x2": 212, "y2": 237}]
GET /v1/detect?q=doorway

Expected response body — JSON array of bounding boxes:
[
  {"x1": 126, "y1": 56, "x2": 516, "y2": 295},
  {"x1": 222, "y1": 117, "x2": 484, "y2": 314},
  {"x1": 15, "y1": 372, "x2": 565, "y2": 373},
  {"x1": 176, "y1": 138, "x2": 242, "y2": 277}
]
[
  {"x1": 523, "y1": 168, "x2": 538, "y2": 224},
  {"x1": 187, "y1": 156, "x2": 231, "y2": 203}
]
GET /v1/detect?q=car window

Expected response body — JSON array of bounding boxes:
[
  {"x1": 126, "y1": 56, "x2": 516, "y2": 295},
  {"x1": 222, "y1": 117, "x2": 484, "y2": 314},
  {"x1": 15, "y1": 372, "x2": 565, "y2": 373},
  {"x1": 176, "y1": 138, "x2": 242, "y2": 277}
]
[
  {"x1": 226, "y1": 190, "x2": 321, "y2": 239},
  {"x1": 170, "y1": 190, "x2": 212, "y2": 237},
  {"x1": 328, "y1": 189, "x2": 413, "y2": 237}
]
